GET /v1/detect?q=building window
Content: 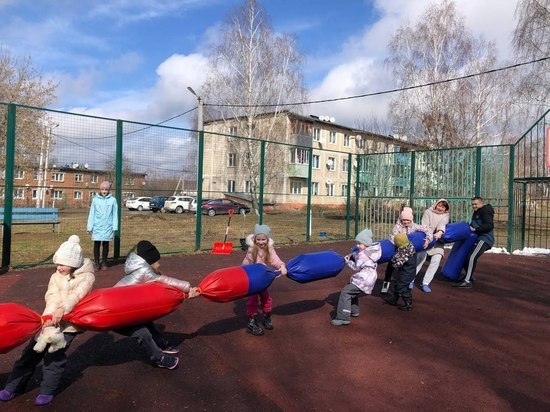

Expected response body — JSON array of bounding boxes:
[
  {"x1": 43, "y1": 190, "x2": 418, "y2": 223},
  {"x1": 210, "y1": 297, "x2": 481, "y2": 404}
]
[
  {"x1": 122, "y1": 192, "x2": 133, "y2": 200},
  {"x1": 229, "y1": 126, "x2": 237, "y2": 135},
  {"x1": 341, "y1": 185, "x2": 348, "y2": 197},
  {"x1": 244, "y1": 181, "x2": 251, "y2": 193},
  {"x1": 313, "y1": 128, "x2": 321, "y2": 142},
  {"x1": 311, "y1": 182, "x2": 319, "y2": 196},
  {"x1": 0, "y1": 170, "x2": 5, "y2": 180},
  {"x1": 74, "y1": 191, "x2": 83, "y2": 200},
  {"x1": 74, "y1": 173, "x2": 83, "y2": 183},
  {"x1": 290, "y1": 148, "x2": 309, "y2": 164},
  {"x1": 0, "y1": 188, "x2": 4, "y2": 198},
  {"x1": 32, "y1": 189, "x2": 39, "y2": 199},
  {"x1": 52, "y1": 172, "x2": 64, "y2": 182},
  {"x1": 327, "y1": 157, "x2": 336, "y2": 171},
  {"x1": 343, "y1": 158, "x2": 349, "y2": 172},
  {"x1": 14, "y1": 188, "x2": 25, "y2": 199},
  {"x1": 329, "y1": 131, "x2": 336, "y2": 144},
  {"x1": 357, "y1": 138, "x2": 365, "y2": 149},
  {"x1": 15, "y1": 170, "x2": 24, "y2": 179},
  {"x1": 91, "y1": 175, "x2": 98, "y2": 183},
  {"x1": 312, "y1": 155, "x2": 320, "y2": 169},
  {"x1": 228, "y1": 153, "x2": 237, "y2": 167},
  {"x1": 227, "y1": 180, "x2": 235, "y2": 192},
  {"x1": 52, "y1": 190, "x2": 63, "y2": 200},
  {"x1": 326, "y1": 183, "x2": 335, "y2": 196},
  {"x1": 290, "y1": 180, "x2": 302, "y2": 194},
  {"x1": 33, "y1": 171, "x2": 42, "y2": 180},
  {"x1": 344, "y1": 135, "x2": 350, "y2": 147},
  {"x1": 125, "y1": 177, "x2": 135, "y2": 185}
]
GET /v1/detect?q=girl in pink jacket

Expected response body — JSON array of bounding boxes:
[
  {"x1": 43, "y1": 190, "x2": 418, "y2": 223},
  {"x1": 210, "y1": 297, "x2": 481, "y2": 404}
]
[{"x1": 242, "y1": 224, "x2": 287, "y2": 336}]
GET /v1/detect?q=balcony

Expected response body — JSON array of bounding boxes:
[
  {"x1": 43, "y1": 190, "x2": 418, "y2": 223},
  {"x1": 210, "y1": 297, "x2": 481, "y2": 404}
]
[{"x1": 287, "y1": 163, "x2": 309, "y2": 178}]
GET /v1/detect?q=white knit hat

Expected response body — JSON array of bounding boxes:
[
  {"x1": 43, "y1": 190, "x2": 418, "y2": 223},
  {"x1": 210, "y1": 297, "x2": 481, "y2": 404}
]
[
  {"x1": 53, "y1": 235, "x2": 84, "y2": 268},
  {"x1": 355, "y1": 228, "x2": 373, "y2": 247}
]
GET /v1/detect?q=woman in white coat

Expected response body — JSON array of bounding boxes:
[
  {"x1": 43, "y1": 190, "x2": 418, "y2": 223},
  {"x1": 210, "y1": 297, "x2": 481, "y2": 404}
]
[{"x1": 415, "y1": 199, "x2": 450, "y2": 293}]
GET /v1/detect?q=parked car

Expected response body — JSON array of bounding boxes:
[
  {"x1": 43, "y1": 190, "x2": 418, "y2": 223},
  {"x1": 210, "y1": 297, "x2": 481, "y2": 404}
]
[
  {"x1": 201, "y1": 199, "x2": 250, "y2": 216},
  {"x1": 149, "y1": 195, "x2": 170, "y2": 213},
  {"x1": 164, "y1": 196, "x2": 195, "y2": 214},
  {"x1": 125, "y1": 197, "x2": 152, "y2": 211}
]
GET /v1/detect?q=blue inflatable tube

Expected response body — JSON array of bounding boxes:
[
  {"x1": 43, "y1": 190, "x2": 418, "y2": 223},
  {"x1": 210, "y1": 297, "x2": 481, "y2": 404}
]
[
  {"x1": 441, "y1": 233, "x2": 478, "y2": 280},
  {"x1": 378, "y1": 232, "x2": 435, "y2": 263},
  {"x1": 286, "y1": 250, "x2": 345, "y2": 283},
  {"x1": 442, "y1": 221, "x2": 471, "y2": 243}
]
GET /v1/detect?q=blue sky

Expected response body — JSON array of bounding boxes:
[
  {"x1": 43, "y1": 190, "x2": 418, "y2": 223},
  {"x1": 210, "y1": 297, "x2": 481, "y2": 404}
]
[{"x1": 0, "y1": 0, "x2": 519, "y2": 129}]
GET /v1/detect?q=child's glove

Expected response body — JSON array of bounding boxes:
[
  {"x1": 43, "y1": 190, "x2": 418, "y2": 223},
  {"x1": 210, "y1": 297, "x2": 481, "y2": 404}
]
[{"x1": 187, "y1": 287, "x2": 200, "y2": 298}]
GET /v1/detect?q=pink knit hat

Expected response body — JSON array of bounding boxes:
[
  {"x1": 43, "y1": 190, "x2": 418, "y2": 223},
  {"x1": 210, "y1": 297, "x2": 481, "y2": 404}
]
[
  {"x1": 100, "y1": 181, "x2": 111, "y2": 190},
  {"x1": 400, "y1": 207, "x2": 414, "y2": 221}
]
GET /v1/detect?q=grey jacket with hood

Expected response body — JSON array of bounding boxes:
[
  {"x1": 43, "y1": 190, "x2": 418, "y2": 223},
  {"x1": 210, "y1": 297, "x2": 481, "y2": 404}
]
[{"x1": 115, "y1": 252, "x2": 191, "y2": 292}]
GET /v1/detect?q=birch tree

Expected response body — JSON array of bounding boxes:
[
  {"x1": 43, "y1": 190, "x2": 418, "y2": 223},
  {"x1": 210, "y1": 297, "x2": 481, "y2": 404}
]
[
  {"x1": 512, "y1": 0, "x2": 550, "y2": 110},
  {"x1": 386, "y1": 0, "x2": 511, "y2": 148},
  {"x1": 0, "y1": 50, "x2": 57, "y2": 169},
  {"x1": 202, "y1": 0, "x2": 307, "y2": 214}
]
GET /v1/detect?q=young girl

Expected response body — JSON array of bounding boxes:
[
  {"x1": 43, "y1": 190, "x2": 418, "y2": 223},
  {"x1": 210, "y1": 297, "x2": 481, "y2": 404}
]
[
  {"x1": 381, "y1": 207, "x2": 432, "y2": 293},
  {"x1": 114, "y1": 240, "x2": 200, "y2": 370},
  {"x1": 331, "y1": 228, "x2": 381, "y2": 326},
  {"x1": 242, "y1": 224, "x2": 287, "y2": 336},
  {"x1": 87, "y1": 181, "x2": 118, "y2": 270},
  {"x1": 383, "y1": 233, "x2": 417, "y2": 311},
  {"x1": 0, "y1": 235, "x2": 95, "y2": 406}
]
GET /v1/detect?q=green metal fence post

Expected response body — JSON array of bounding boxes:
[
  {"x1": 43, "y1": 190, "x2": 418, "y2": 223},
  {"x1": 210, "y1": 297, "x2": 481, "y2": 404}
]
[
  {"x1": 258, "y1": 140, "x2": 265, "y2": 225},
  {"x1": 409, "y1": 151, "x2": 416, "y2": 209},
  {"x1": 507, "y1": 144, "x2": 515, "y2": 252},
  {"x1": 1, "y1": 104, "x2": 16, "y2": 272},
  {"x1": 345, "y1": 152, "x2": 352, "y2": 239},
  {"x1": 354, "y1": 154, "x2": 361, "y2": 236},
  {"x1": 475, "y1": 146, "x2": 482, "y2": 198},
  {"x1": 114, "y1": 120, "x2": 123, "y2": 259},
  {"x1": 520, "y1": 182, "x2": 526, "y2": 249},
  {"x1": 306, "y1": 147, "x2": 313, "y2": 242},
  {"x1": 195, "y1": 129, "x2": 204, "y2": 251}
]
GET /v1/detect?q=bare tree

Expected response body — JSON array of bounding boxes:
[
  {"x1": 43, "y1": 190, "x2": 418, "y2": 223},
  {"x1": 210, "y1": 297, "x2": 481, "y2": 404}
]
[
  {"x1": 201, "y1": 0, "x2": 307, "y2": 214},
  {"x1": 512, "y1": 0, "x2": 550, "y2": 110},
  {"x1": 386, "y1": 0, "x2": 512, "y2": 148},
  {"x1": 0, "y1": 50, "x2": 58, "y2": 169}
]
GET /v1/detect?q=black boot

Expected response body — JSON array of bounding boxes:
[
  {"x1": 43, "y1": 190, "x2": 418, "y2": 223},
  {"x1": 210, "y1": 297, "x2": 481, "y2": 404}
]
[
  {"x1": 94, "y1": 259, "x2": 101, "y2": 271},
  {"x1": 263, "y1": 312, "x2": 273, "y2": 330},
  {"x1": 247, "y1": 316, "x2": 264, "y2": 336},
  {"x1": 398, "y1": 298, "x2": 413, "y2": 311},
  {"x1": 383, "y1": 293, "x2": 400, "y2": 306}
]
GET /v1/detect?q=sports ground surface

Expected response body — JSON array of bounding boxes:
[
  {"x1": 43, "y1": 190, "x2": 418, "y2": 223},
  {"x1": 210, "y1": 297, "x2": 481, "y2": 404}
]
[{"x1": 0, "y1": 241, "x2": 549, "y2": 411}]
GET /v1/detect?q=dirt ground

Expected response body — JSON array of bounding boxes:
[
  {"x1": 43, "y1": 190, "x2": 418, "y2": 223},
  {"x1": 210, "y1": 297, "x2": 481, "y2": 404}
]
[{"x1": 0, "y1": 241, "x2": 549, "y2": 411}]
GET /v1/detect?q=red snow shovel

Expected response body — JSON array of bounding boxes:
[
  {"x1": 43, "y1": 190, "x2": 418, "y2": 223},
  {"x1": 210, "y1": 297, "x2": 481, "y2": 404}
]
[{"x1": 212, "y1": 209, "x2": 234, "y2": 254}]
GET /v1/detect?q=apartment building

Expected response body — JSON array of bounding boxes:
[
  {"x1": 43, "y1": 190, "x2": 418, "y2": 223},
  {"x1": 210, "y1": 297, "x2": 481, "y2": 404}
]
[
  {"x1": 0, "y1": 164, "x2": 147, "y2": 208},
  {"x1": 203, "y1": 111, "x2": 418, "y2": 208}
]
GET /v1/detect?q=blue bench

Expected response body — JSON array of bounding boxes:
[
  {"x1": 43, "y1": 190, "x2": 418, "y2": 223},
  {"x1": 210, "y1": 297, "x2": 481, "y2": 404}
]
[{"x1": 0, "y1": 207, "x2": 60, "y2": 233}]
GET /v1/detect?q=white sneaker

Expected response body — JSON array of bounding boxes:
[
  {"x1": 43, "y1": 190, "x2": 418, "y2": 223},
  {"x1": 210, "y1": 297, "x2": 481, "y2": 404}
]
[{"x1": 381, "y1": 281, "x2": 390, "y2": 294}]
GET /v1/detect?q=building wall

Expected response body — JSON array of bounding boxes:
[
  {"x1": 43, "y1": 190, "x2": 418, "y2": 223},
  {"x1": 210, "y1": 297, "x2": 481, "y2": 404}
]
[
  {"x1": 1, "y1": 167, "x2": 146, "y2": 208},
  {"x1": 203, "y1": 112, "x2": 412, "y2": 207}
]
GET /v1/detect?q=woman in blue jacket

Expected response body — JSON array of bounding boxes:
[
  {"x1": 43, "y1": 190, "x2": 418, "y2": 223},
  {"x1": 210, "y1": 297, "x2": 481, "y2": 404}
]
[{"x1": 87, "y1": 181, "x2": 118, "y2": 270}]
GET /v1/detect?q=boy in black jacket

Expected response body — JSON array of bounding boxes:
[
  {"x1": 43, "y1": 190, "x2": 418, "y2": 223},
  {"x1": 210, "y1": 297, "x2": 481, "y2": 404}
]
[{"x1": 383, "y1": 233, "x2": 416, "y2": 311}]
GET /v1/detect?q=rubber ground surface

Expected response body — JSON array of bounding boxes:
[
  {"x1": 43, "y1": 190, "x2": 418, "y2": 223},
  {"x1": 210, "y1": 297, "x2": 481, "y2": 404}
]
[{"x1": 0, "y1": 241, "x2": 549, "y2": 411}]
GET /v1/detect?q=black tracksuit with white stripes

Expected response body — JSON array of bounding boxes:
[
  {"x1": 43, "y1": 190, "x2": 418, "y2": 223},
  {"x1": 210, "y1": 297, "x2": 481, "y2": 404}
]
[{"x1": 462, "y1": 204, "x2": 494, "y2": 282}]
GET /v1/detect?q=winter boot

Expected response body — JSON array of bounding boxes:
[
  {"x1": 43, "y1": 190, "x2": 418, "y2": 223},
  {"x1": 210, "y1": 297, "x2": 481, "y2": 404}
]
[
  {"x1": 263, "y1": 312, "x2": 273, "y2": 330},
  {"x1": 94, "y1": 259, "x2": 101, "y2": 271},
  {"x1": 247, "y1": 316, "x2": 264, "y2": 336},
  {"x1": 383, "y1": 293, "x2": 400, "y2": 306},
  {"x1": 398, "y1": 298, "x2": 413, "y2": 311}
]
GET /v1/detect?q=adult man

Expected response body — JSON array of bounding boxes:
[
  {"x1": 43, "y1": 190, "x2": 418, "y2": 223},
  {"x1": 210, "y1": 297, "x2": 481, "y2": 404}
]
[{"x1": 454, "y1": 197, "x2": 494, "y2": 288}]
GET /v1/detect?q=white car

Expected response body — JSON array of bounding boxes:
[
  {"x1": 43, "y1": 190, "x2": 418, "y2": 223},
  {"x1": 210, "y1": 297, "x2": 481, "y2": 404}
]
[
  {"x1": 164, "y1": 196, "x2": 195, "y2": 214},
  {"x1": 125, "y1": 197, "x2": 152, "y2": 211}
]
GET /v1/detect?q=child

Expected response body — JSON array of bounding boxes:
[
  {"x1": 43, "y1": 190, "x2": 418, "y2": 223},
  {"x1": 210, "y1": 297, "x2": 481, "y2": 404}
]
[
  {"x1": 381, "y1": 206, "x2": 432, "y2": 293},
  {"x1": 331, "y1": 228, "x2": 381, "y2": 326},
  {"x1": 242, "y1": 224, "x2": 287, "y2": 336},
  {"x1": 0, "y1": 235, "x2": 95, "y2": 406},
  {"x1": 87, "y1": 181, "x2": 118, "y2": 270},
  {"x1": 114, "y1": 240, "x2": 199, "y2": 370},
  {"x1": 383, "y1": 233, "x2": 416, "y2": 311}
]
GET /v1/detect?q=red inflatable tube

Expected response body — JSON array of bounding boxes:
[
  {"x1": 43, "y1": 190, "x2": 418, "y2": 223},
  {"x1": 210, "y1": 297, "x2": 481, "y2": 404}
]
[
  {"x1": 0, "y1": 303, "x2": 43, "y2": 354},
  {"x1": 66, "y1": 282, "x2": 186, "y2": 331}
]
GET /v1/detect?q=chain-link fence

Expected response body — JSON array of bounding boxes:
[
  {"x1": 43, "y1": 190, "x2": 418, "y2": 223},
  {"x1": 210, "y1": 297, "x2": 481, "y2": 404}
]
[{"x1": 1, "y1": 102, "x2": 549, "y2": 270}]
